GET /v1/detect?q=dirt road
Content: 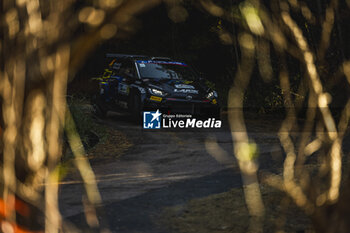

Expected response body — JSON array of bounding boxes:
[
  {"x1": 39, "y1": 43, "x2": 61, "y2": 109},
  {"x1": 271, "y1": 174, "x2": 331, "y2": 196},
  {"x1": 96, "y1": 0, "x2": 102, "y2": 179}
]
[{"x1": 59, "y1": 114, "x2": 284, "y2": 232}]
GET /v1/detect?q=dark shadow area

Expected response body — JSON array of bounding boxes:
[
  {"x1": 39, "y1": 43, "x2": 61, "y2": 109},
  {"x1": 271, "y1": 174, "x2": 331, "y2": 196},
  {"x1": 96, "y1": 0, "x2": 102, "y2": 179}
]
[{"x1": 67, "y1": 168, "x2": 242, "y2": 233}]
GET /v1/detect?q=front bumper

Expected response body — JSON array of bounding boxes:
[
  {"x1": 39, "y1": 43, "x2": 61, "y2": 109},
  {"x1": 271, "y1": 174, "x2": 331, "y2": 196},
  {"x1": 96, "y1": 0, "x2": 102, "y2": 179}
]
[{"x1": 143, "y1": 97, "x2": 220, "y2": 117}]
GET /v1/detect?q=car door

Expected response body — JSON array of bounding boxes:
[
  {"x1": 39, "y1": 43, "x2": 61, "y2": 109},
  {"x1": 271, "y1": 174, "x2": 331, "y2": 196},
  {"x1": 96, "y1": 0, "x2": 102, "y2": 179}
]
[{"x1": 114, "y1": 60, "x2": 137, "y2": 108}]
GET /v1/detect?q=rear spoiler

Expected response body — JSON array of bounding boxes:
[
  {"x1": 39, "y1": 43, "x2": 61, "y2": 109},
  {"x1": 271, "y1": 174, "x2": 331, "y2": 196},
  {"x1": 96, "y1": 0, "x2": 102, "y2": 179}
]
[
  {"x1": 151, "y1": 57, "x2": 172, "y2": 61},
  {"x1": 106, "y1": 53, "x2": 148, "y2": 59}
]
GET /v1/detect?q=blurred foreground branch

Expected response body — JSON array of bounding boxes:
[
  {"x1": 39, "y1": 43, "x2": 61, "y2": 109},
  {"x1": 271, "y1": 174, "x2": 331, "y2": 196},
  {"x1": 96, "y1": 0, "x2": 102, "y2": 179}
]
[
  {"x1": 201, "y1": 0, "x2": 350, "y2": 232},
  {"x1": 1, "y1": 0, "x2": 161, "y2": 232}
]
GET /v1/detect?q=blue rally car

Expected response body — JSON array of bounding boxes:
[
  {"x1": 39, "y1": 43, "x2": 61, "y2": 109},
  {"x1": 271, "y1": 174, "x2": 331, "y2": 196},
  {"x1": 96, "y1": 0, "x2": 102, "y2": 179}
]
[{"x1": 92, "y1": 54, "x2": 220, "y2": 120}]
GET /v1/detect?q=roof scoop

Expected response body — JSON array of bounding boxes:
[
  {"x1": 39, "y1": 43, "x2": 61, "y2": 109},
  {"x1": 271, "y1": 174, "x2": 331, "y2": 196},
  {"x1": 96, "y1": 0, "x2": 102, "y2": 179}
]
[{"x1": 151, "y1": 57, "x2": 172, "y2": 61}]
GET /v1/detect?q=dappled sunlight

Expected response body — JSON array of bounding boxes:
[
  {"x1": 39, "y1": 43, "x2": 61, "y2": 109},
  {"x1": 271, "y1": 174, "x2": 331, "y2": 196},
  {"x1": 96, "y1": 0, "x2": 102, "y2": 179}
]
[
  {"x1": 240, "y1": 2, "x2": 264, "y2": 36},
  {"x1": 205, "y1": 137, "x2": 235, "y2": 167},
  {"x1": 304, "y1": 139, "x2": 322, "y2": 156},
  {"x1": 5, "y1": 9, "x2": 20, "y2": 39},
  {"x1": 227, "y1": 20, "x2": 266, "y2": 232},
  {"x1": 79, "y1": 7, "x2": 106, "y2": 26},
  {"x1": 300, "y1": 2, "x2": 315, "y2": 23},
  {"x1": 100, "y1": 24, "x2": 118, "y2": 39},
  {"x1": 99, "y1": 0, "x2": 123, "y2": 9},
  {"x1": 344, "y1": 61, "x2": 350, "y2": 84},
  {"x1": 281, "y1": 9, "x2": 344, "y2": 209},
  {"x1": 82, "y1": 197, "x2": 99, "y2": 229},
  {"x1": 257, "y1": 40, "x2": 273, "y2": 82},
  {"x1": 220, "y1": 0, "x2": 350, "y2": 231},
  {"x1": 1, "y1": 0, "x2": 350, "y2": 232},
  {"x1": 25, "y1": 92, "x2": 46, "y2": 172},
  {"x1": 199, "y1": 0, "x2": 224, "y2": 17},
  {"x1": 1, "y1": 0, "x2": 164, "y2": 230},
  {"x1": 319, "y1": 4, "x2": 336, "y2": 60},
  {"x1": 167, "y1": 5, "x2": 188, "y2": 23},
  {"x1": 328, "y1": 139, "x2": 342, "y2": 202}
]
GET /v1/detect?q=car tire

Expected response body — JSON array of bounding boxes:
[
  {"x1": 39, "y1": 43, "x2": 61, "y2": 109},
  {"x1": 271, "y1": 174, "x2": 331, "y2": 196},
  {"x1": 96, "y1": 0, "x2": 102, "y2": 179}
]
[
  {"x1": 92, "y1": 95, "x2": 107, "y2": 118},
  {"x1": 130, "y1": 94, "x2": 142, "y2": 122},
  {"x1": 94, "y1": 104, "x2": 107, "y2": 118}
]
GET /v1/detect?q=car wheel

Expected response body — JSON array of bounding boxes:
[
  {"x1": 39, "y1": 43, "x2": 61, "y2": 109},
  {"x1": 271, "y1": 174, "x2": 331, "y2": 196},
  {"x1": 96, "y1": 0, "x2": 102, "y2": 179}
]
[
  {"x1": 92, "y1": 95, "x2": 107, "y2": 118},
  {"x1": 94, "y1": 104, "x2": 107, "y2": 118},
  {"x1": 130, "y1": 95, "x2": 142, "y2": 122}
]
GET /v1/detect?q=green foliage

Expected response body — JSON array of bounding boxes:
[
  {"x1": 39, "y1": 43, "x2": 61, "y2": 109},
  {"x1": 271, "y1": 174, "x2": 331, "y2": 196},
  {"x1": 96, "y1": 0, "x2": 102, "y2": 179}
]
[
  {"x1": 243, "y1": 72, "x2": 303, "y2": 114},
  {"x1": 67, "y1": 95, "x2": 105, "y2": 150}
]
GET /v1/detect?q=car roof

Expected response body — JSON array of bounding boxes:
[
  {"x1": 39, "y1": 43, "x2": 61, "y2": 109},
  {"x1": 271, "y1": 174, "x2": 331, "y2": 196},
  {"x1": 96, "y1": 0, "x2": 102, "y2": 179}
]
[
  {"x1": 106, "y1": 53, "x2": 149, "y2": 60},
  {"x1": 106, "y1": 53, "x2": 180, "y2": 62}
]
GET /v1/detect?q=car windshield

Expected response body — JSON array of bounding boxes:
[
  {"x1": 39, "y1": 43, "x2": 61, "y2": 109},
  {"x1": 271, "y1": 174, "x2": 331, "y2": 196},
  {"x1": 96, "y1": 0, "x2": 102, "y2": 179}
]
[{"x1": 136, "y1": 61, "x2": 198, "y2": 81}]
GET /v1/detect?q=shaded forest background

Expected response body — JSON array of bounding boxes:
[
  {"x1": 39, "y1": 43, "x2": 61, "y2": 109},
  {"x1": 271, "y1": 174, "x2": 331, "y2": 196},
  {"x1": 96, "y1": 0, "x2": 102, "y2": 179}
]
[{"x1": 71, "y1": 0, "x2": 350, "y2": 112}]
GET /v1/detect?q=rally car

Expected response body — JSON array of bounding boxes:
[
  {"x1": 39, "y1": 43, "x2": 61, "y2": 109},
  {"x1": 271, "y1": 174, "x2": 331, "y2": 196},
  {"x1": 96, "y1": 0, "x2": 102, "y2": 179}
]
[{"x1": 92, "y1": 54, "x2": 220, "y2": 120}]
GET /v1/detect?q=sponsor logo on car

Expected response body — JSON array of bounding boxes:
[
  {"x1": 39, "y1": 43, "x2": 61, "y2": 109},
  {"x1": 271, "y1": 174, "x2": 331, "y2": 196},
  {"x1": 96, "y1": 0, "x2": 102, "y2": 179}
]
[
  {"x1": 150, "y1": 96, "x2": 162, "y2": 102},
  {"x1": 174, "y1": 84, "x2": 195, "y2": 89},
  {"x1": 174, "y1": 89, "x2": 199, "y2": 94}
]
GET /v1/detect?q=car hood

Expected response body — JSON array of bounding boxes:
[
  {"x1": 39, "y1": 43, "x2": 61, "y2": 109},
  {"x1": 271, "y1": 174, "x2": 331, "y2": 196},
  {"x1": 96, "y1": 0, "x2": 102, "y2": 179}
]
[{"x1": 143, "y1": 78, "x2": 208, "y2": 98}]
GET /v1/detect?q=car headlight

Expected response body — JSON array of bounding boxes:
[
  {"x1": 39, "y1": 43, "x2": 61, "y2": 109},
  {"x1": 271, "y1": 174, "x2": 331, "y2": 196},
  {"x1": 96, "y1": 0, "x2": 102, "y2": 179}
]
[
  {"x1": 148, "y1": 88, "x2": 167, "y2": 97},
  {"x1": 206, "y1": 90, "x2": 218, "y2": 99}
]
